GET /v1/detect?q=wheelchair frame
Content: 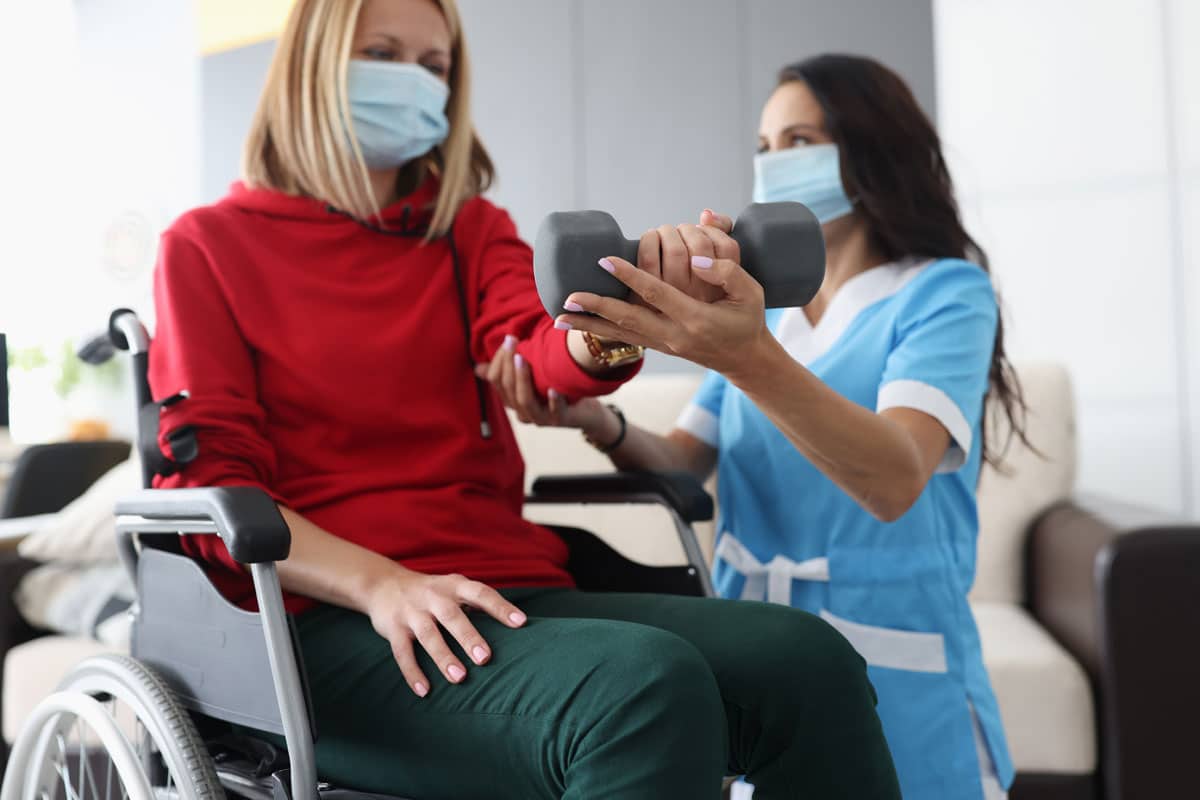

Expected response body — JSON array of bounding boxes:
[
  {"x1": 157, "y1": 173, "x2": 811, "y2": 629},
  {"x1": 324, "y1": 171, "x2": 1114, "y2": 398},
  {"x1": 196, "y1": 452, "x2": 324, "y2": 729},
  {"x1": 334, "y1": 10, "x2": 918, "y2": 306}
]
[{"x1": 91, "y1": 309, "x2": 715, "y2": 800}]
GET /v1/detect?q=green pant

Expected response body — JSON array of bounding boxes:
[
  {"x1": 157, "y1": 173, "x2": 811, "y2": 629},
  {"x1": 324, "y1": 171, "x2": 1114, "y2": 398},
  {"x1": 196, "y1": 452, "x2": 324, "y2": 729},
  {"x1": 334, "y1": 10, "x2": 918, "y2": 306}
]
[{"x1": 294, "y1": 588, "x2": 900, "y2": 799}]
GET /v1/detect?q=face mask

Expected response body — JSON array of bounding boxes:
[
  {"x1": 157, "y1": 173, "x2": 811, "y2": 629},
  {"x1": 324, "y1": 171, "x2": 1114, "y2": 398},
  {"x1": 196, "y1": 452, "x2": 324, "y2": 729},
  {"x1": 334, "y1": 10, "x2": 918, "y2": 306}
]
[
  {"x1": 346, "y1": 60, "x2": 450, "y2": 170},
  {"x1": 752, "y1": 143, "x2": 854, "y2": 224}
]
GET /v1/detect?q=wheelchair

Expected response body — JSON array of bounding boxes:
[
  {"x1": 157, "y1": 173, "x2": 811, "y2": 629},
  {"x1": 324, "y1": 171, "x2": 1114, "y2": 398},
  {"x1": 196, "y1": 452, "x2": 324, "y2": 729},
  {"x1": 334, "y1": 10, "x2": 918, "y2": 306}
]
[{"x1": 0, "y1": 309, "x2": 716, "y2": 800}]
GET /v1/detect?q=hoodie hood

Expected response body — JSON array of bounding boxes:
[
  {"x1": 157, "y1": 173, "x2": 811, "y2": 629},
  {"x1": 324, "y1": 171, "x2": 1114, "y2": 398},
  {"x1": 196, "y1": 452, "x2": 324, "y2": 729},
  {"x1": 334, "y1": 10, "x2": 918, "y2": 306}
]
[{"x1": 220, "y1": 177, "x2": 442, "y2": 233}]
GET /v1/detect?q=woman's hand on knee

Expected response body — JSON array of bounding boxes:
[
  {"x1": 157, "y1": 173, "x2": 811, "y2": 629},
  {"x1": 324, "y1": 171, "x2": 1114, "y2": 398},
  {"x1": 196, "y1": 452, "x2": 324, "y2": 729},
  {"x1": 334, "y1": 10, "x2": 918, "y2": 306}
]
[{"x1": 365, "y1": 569, "x2": 527, "y2": 697}]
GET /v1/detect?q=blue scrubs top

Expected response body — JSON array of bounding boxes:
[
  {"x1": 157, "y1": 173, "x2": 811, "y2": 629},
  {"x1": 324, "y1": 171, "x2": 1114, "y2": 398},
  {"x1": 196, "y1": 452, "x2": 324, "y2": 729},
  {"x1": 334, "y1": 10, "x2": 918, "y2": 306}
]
[{"x1": 677, "y1": 258, "x2": 1014, "y2": 799}]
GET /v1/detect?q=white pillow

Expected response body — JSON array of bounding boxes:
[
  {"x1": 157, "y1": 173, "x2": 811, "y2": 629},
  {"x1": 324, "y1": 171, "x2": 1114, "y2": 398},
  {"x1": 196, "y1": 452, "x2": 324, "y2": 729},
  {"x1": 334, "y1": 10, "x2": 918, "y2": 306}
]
[
  {"x1": 15, "y1": 561, "x2": 133, "y2": 649},
  {"x1": 17, "y1": 457, "x2": 140, "y2": 564}
]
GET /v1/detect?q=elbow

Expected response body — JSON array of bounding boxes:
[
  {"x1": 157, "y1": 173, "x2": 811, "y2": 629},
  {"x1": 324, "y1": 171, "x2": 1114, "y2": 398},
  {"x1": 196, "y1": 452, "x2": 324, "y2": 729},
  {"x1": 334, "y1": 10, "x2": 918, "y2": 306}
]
[{"x1": 863, "y1": 473, "x2": 926, "y2": 523}]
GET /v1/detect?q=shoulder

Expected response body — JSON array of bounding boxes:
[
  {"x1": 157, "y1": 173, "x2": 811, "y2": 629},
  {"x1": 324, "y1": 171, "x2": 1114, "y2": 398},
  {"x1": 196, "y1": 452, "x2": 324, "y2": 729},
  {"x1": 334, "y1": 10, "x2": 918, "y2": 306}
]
[
  {"x1": 452, "y1": 196, "x2": 530, "y2": 272},
  {"x1": 455, "y1": 194, "x2": 518, "y2": 238},
  {"x1": 161, "y1": 196, "x2": 247, "y2": 260},
  {"x1": 156, "y1": 197, "x2": 255, "y2": 290},
  {"x1": 896, "y1": 258, "x2": 997, "y2": 321}
]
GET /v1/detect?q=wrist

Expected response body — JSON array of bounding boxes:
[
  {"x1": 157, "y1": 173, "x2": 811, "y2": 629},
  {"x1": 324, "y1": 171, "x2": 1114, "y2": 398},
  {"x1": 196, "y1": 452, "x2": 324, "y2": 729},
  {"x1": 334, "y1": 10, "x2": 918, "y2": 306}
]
[
  {"x1": 584, "y1": 331, "x2": 644, "y2": 369},
  {"x1": 583, "y1": 404, "x2": 626, "y2": 452},
  {"x1": 577, "y1": 400, "x2": 614, "y2": 435},
  {"x1": 722, "y1": 328, "x2": 784, "y2": 389},
  {"x1": 356, "y1": 558, "x2": 414, "y2": 614}
]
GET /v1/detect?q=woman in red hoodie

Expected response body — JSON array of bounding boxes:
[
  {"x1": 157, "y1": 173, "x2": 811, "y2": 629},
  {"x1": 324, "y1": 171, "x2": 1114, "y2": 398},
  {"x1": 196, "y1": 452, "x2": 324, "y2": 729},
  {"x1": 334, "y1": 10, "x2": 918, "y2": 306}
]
[{"x1": 150, "y1": 0, "x2": 900, "y2": 797}]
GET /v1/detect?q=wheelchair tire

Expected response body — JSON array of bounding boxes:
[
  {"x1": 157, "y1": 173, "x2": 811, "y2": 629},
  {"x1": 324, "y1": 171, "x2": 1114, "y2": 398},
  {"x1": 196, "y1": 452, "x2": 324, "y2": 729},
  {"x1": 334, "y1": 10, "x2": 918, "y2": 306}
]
[{"x1": 36, "y1": 654, "x2": 223, "y2": 800}]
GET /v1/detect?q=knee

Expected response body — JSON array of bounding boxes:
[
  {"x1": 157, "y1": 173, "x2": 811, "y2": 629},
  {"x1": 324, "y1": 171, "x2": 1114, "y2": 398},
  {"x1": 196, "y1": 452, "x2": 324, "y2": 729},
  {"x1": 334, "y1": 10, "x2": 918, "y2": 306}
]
[
  {"x1": 560, "y1": 623, "x2": 725, "y2": 757},
  {"x1": 745, "y1": 607, "x2": 875, "y2": 717},
  {"x1": 622, "y1": 627, "x2": 724, "y2": 715},
  {"x1": 558, "y1": 621, "x2": 723, "y2": 718},
  {"x1": 551, "y1": 625, "x2": 727, "y2": 792}
]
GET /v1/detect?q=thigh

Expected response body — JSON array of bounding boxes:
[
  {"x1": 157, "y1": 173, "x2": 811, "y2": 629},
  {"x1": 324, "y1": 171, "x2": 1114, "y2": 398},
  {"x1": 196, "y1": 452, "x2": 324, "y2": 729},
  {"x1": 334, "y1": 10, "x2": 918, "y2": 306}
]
[
  {"x1": 292, "y1": 601, "x2": 724, "y2": 800},
  {"x1": 516, "y1": 590, "x2": 882, "y2": 776}
]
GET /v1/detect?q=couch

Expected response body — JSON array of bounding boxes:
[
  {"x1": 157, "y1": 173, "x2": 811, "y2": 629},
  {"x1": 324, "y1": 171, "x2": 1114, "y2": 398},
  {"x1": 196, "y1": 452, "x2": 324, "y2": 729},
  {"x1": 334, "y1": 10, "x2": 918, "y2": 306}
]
[{"x1": 3, "y1": 365, "x2": 1198, "y2": 799}]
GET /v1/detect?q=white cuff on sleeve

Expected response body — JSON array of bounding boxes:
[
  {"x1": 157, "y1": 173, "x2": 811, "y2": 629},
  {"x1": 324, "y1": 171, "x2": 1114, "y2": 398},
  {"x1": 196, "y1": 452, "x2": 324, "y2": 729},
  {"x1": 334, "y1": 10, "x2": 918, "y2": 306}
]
[
  {"x1": 676, "y1": 403, "x2": 720, "y2": 447},
  {"x1": 877, "y1": 380, "x2": 972, "y2": 473}
]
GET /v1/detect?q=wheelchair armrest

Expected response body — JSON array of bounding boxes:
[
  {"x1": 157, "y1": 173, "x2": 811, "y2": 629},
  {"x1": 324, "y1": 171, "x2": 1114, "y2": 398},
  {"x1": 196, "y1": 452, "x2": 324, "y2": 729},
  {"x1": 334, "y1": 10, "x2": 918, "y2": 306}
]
[
  {"x1": 115, "y1": 486, "x2": 290, "y2": 563},
  {"x1": 529, "y1": 471, "x2": 714, "y2": 523}
]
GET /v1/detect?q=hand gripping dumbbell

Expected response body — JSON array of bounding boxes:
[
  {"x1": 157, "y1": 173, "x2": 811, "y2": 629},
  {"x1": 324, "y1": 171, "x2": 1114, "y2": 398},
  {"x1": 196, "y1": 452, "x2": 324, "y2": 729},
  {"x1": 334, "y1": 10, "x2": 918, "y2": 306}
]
[{"x1": 533, "y1": 202, "x2": 825, "y2": 318}]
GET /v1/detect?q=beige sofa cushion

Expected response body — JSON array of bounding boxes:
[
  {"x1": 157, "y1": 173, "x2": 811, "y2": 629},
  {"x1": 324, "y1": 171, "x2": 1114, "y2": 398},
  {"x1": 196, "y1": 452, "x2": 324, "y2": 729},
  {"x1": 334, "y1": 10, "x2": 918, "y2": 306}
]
[
  {"x1": 3, "y1": 635, "x2": 123, "y2": 744},
  {"x1": 513, "y1": 371, "x2": 716, "y2": 565},
  {"x1": 973, "y1": 602, "x2": 1096, "y2": 773},
  {"x1": 972, "y1": 363, "x2": 1078, "y2": 603}
]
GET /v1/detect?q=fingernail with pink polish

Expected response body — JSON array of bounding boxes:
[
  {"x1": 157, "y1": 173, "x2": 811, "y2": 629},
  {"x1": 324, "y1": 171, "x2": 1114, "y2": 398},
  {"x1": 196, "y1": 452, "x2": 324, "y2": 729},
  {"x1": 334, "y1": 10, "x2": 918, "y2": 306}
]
[
  {"x1": 691, "y1": 256, "x2": 714, "y2": 269},
  {"x1": 448, "y1": 664, "x2": 466, "y2": 681},
  {"x1": 414, "y1": 682, "x2": 428, "y2": 697},
  {"x1": 510, "y1": 611, "x2": 527, "y2": 625},
  {"x1": 503, "y1": 334, "x2": 517, "y2": 351},
  {"x1": 563, "y1": 300, "x2": 584, "y2": 312},
  {"x1": 554, "y1": 319, "x2": 572, "y2": 331},
  {"x1": 472, "y1": 646, "x2": 489, "y2": 664},
  {"x1": 598, "y1": 258, "x2": 616, "y2": 273},
  {"x1": 514, "y1": 353, "x2": 525, "y2": 370}
]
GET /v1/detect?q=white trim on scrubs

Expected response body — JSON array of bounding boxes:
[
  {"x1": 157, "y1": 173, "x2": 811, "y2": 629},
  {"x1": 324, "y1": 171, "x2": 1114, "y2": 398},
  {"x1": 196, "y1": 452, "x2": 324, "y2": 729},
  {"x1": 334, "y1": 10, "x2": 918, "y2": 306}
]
[{"x1": 877, "y1": 379, "x2": 971, "y2": 472}]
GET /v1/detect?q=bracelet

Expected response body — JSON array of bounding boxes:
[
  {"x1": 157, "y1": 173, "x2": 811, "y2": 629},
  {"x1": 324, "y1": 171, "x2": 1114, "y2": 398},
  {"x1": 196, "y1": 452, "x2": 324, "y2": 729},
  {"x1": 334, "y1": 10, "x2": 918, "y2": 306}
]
[
  {"x1": 582, "y1": 331, "x2": 645, "y2": 369},
  {"x1": 584, "y1": 404, "x2": 627, "y2": 453}
]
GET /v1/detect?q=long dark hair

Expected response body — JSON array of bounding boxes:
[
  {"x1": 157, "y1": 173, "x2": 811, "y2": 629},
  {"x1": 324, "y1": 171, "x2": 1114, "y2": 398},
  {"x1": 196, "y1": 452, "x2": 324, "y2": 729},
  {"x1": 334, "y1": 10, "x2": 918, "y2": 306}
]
[{"x1": 779, "y1": 53, "x2": 1029, "y2": 466}]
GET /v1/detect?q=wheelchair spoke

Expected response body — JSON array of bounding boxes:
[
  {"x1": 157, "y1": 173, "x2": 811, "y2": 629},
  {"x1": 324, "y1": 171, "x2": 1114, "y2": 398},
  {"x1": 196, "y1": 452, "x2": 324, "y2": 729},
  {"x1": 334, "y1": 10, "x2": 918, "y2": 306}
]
[
  {"x1": 80, "y1": 728, "x2": 106, "y2": 800},
  {"x1": 78, "y1": 716, "x2": 87, "y2": 798},
  {"x1": 54, "y1": 728, "x2": 83, "y2": 800}
]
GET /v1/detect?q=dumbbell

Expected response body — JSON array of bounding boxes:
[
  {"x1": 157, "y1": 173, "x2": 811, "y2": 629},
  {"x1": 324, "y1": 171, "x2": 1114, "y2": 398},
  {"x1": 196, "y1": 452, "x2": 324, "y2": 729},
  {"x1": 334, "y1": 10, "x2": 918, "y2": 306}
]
[{"x1": 533, "y1": 202, "x2": 825, "y2": 318}]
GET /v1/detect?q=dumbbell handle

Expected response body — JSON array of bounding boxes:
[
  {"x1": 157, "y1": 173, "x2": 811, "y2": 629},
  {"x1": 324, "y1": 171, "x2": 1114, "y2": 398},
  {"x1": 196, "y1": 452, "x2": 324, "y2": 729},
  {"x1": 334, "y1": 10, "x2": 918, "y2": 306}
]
[{"x1": 533, "y1": 202, "x2": 825, "y2": 318}]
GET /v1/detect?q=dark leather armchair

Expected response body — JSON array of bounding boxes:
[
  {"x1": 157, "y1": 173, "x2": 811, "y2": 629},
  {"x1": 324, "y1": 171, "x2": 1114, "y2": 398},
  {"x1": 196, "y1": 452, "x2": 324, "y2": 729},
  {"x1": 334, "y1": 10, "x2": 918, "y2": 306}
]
[{"x1": 1018, "y1": 496, "x2": 1200, "y2": 800}]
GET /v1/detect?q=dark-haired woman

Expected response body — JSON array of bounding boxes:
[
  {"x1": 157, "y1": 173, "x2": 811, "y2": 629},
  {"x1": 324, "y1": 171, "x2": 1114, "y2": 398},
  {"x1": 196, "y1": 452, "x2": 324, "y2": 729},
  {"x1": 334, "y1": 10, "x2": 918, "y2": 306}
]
[{"x1": 486, "y1": 54, "x2": 1019, "y2": 800}]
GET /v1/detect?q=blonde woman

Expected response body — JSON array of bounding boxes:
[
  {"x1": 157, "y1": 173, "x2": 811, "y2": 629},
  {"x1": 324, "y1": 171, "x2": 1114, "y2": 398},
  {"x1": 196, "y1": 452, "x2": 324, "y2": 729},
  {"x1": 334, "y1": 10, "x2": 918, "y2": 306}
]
[{"x1": 149, "y1": 0, "x2": 900, "y2": 797}]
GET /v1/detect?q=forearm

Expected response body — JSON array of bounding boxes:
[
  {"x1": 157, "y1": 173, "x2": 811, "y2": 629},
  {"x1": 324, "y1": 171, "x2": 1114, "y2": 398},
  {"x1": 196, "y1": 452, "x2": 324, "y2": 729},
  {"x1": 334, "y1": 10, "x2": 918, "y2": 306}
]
[
  {"x1": 275, "y1": 506, "x2": 408, "y2": 613},
  {"x1": 725, "y1": 334, "x2": 925, "y2": 521},
  {"x1": 581, "y1": 407, "x2": 716, "y2": 480}
]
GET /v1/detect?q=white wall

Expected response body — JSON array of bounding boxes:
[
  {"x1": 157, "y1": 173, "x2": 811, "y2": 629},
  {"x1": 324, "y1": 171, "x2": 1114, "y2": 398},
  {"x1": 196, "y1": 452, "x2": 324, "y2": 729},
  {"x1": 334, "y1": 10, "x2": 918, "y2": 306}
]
[
  {"x1": 0, "y1": 0, "x2": 200, "y2": 440},
  {"x1": 935, "y1": 0, "x2": 1199, "y2": 515},
  {"x1": 1176, "y1": 0, "x2": 1200, "y2": 516},
  {"x1": 0, "y1": 0, "x2": 199, "y2": 342}
]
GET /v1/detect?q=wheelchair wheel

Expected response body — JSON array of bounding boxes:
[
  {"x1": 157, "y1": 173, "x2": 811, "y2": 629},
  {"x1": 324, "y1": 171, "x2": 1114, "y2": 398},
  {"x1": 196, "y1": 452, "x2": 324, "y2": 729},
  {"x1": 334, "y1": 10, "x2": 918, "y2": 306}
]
[{"x1": 0, "y1": 654, "x2": 222, "y2": 800}]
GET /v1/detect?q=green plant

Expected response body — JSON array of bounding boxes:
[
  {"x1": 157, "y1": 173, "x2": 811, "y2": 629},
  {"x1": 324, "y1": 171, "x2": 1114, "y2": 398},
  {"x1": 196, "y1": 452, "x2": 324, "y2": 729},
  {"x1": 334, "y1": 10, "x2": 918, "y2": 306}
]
[
  {"x1": 6, "y1": 340, "x2": 123, "y2": 399},
  {"x1": 6, "y1": 344, "x2": 49, "y2": 372}
]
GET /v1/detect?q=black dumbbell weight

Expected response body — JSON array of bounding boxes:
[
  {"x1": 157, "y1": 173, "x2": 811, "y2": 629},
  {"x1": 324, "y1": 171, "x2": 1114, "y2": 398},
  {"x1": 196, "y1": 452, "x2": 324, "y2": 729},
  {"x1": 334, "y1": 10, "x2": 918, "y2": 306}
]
[{"x1": 533, "y1": 202, "x2": 825, "y2": 318}]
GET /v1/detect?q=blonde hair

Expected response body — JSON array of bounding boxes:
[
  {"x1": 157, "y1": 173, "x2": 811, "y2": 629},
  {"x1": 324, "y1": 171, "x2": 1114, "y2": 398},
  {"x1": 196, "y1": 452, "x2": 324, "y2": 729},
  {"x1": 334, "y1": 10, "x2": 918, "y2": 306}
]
[{"x1": 242, "y1": 0, "x2": 493, "y2": 238}]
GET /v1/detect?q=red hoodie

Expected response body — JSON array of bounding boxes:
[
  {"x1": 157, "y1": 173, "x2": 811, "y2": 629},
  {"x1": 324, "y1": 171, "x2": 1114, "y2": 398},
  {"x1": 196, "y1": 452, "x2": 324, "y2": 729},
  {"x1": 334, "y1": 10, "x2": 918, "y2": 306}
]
[{"x1": 151, "y1": 181, "x2": 638, "y2": 613}]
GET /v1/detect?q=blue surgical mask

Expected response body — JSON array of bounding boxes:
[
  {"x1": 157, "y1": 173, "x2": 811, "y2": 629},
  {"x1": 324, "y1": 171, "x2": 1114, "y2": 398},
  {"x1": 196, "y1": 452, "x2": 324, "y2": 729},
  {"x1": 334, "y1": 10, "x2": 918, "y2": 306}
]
[
  {"x1": 752, "y1": 143, "x2": 854, "y2": 224},
  {"x1": 346, "y1": 60, "x2": 450, "y2": 170}
]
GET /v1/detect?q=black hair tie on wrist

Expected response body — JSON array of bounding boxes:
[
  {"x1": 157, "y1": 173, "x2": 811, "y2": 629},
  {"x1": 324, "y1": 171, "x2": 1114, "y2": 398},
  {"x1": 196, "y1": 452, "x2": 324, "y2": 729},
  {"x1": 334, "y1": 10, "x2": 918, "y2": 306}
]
[{"x1": 598, "y1": 404, "x2": 627, "y2": 453}]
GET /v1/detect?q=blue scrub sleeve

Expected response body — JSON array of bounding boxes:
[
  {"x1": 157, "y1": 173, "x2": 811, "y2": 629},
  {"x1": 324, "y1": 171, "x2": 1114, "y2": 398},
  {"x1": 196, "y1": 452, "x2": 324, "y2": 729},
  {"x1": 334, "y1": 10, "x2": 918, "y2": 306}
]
[
  {"x1": 876, "y1": 261, "x2": 998, "y2": 472},
  {"x1": 675, "y1": 369, "x2": 727, "y2": 446}
]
